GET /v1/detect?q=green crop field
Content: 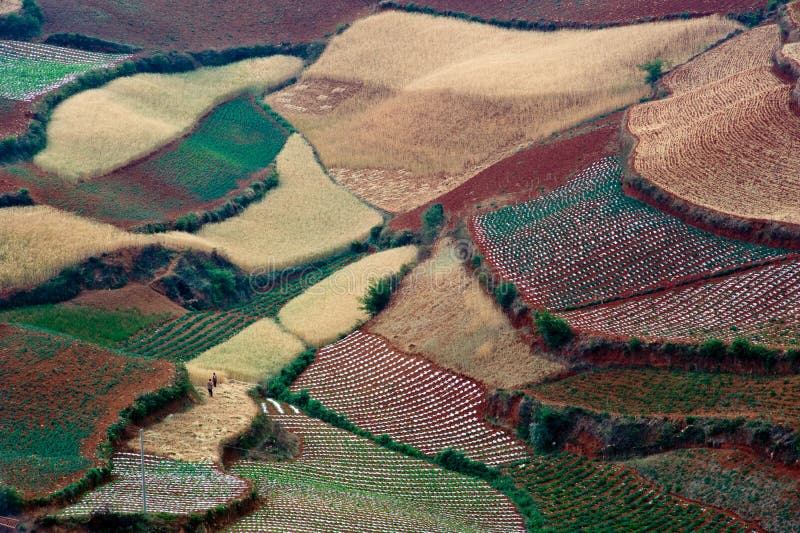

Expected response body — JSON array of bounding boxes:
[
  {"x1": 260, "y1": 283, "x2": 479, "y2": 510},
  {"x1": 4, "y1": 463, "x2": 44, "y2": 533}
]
[
  {"x1": 0, "y1": 303, "x2": 171, "y2": 347},
  {"x1": 143, "y1": 97, "x2": 289, "y2": 202}
]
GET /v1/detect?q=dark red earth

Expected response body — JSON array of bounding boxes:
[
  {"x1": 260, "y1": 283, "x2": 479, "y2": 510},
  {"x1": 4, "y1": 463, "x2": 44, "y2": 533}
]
[
  {"x1": 38, "y1": 0, "x2": 377, "y2": 51},
  {"x1": 0, "y1": 98, "x2": 33, "y2": 139},
  {"x1": 419, "y1": 0, "x2": 766, "y2": 24},
  {"x1": 390, "y1": 112, "x2": 621, "y2": 232}
]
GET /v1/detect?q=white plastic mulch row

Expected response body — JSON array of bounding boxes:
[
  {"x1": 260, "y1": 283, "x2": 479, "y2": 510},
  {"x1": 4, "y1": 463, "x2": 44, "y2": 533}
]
[
  {"x1": 562, "y1": 259, "x2": 800, "y2": 344},
  {"x1": 290, "y1": 330, "x2": 528, "y2": 466},
  {"x1": 227, "y1": 405, "x2": 525, "y2": 533},
  {"x1": 60, "y1": 452, "x2": 248, "y2": 516},
  {"x1": 470, "y1": 157, "x2": 789, "y2": 310}
]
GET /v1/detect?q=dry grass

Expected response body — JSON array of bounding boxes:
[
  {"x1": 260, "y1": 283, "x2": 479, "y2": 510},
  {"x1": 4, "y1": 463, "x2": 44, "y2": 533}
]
[
  {"x1": 186, "y1": 318, "x2": 304, "y2": 384},
  {"x1": 628, "y1": 66, "x2": 800, "y2": 224},
  {"x1": 278, "y1": 246, "x2": 418, "y2": 347},
  {"x1": 367, "y1": 240, "x2": 564, "y2": 389},
  {"x1": 662, "y1": 25, "x2": 781, "y2": 95},
  {"x1": 0, "y1": 0, "x2": 21, "y2": 15},
  {"x1": 129, "y1": 380, "x2": 257, "y2": 463},
  {"x1": 183, "y1": 134, "x2": 383, "y2": 271},
  {"x1": 268, "y1": 10, "x2": 740, "y2": 210},
  {"x1": 35, "y1": 55, "x2": 303, "y2": 181}
]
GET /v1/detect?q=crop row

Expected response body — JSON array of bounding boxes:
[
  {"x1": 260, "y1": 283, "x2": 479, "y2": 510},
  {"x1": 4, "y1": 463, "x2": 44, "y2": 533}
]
[
  {"x1": 561, "y1": 259, "x2": 800, "y2": 346},
  {"x1": 290, "y1": 330, "x2": 528, "y2": 466},
  {"x1": 470, "y1": 157, "x2": 787, "y2": 310},
  {"x1": 228, "y1": 404, "x2": 524, "y2": 533},
  {"x1": 510, "y1": 453, "x2": 751, "y2": 531},
  {"x1": 61, "y1": 452, "x2": 248, "y2": 516}
]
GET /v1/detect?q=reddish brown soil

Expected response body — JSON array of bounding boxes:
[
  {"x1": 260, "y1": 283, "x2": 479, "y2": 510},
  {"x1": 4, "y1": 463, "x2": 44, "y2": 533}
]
[
  {"x1": 0, "y1": 98, "x2": 33, "y2": 139},
  {"x1": 416, "y1": 0, "x2": 766, "y2": 25},
  {"x1": 390, "y1": 112, "x2": 620, "y2": 231},
  {"x1": 39, "y1": 0, "x2": 376, "y2": 51},
  {"x1": 70, "y1": 283, "x2": 188, "y2": 317}
]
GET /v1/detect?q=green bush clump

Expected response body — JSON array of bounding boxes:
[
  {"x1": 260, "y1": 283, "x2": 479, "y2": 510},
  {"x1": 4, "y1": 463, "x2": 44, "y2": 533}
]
[
  {"x1": 360, "y1": 275, "x2": 400, "y2": 317},
  {"x1": 421, "y1": 203, "x2": 445, "y2": 243},
  {"x1": 494, "y1": 282, "x2": 518, "y2": 309},
  {"x1": 638, "y1": 58, "x2": 666, "y2": 85},
  {"x1": 529, "y1": 406, "x2": 572, "y2": 453},
  {"x1": 534, "y1": 310, "x2": 573, "y2": 349},
  {"x1": 699, "y1": 338, "x2": 726, "y2": 359},
  {"x1": 0, "y1": 0, "x2": 44, "y2": 40}
]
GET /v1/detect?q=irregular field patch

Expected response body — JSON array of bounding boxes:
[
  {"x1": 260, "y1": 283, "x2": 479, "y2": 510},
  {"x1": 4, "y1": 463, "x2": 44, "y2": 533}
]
[
  {"x1": 511, "y1": 453, "x2": 752, "y2": 531},
  {"x1": 627, "y1": 65, "x2": 800, "y2": 225},
  {"x1": 0, "y1": 97, "x2": 31, "y2": 138},
  {"x1": 278, "y1": 246, "x2": 417, "y2": 347},
  {"x1": 0, "y1": 324, "x2": 174, "y2": 497},
  {"x1": 71, "y1": 283, "x2": 188, "y2": 318},
  {"x1": 0, "y1": 40, "x2": 128, "y2": 101},
  {"x1": 131, "y1": 380, "x2": 257, "y2": 463},
  {"x1": 470, "y1": 158, "x2": 788, "y2": 310},
  {"x1": 629, "y1": 448, "x2": 800, "y2": 533},
  {"x1": 368, "y1": 241, "x2": 563, "y2": 389},
  {"x1": 229, "y1": 402, "x2": 525, "y2": 533},
  {"x1": 561, "y1": 259, "x2": 800, "y2": 346},
  {"x1": 61, "y1": 452, "x2": 248, "y2": 516},
  {"x1": 270, "y1": 11, "x2": 739, "y2": 211},
  {"x1": 34, "y1": 55, "x2": 302, "y2": 181},
  {"x1": 532, "y1": 368, "x2": 800, "y2": 430},
  {"x1": 0, "y1": 0, "x2": 20, "y2": 15},
  {"x1": 291, "y1": 330, "x2": 529, "y2": 466}
]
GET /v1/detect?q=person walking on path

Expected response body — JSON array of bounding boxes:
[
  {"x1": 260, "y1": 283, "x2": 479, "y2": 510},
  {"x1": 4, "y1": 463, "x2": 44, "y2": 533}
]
[
  {"x1": 207, "y1": 378, "x2": 213, "y2": 397},
  {"x1": 212, "y1": 372, "x2": 218, "y2": 388}
]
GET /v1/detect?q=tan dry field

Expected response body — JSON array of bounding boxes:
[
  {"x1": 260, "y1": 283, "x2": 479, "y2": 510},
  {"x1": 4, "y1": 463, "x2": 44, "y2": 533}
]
[
  {"x1": 186, "y1": 318, "x2": 304, "y2": 384},
  {"x1": 267, "y1": 11, "x2": 740, "y2": 212},
  {"x1": 278, "y1": 246, "x2": 418, "y2": 347},
  {"x1": 71, "y1": 283, "x2": 188, "y2": 318},
  {"x1": 35, "y1": 56, "x2": 303, "y2": 181},
  {"x1": 661, "y1": 25, "x2": 781, "y2": 95},
  {"x1": 367, "y1": 241, "x2": 564, "y2": 389},
  {"x1": 0, "y1": 0, "x2": 20, "y2": 15},
  {"x1": 130, "y1": 380, "x2": 257, "y2": 463},
  {"x1": 628, "y1": 66, "x2": 800, "y2": 225}
]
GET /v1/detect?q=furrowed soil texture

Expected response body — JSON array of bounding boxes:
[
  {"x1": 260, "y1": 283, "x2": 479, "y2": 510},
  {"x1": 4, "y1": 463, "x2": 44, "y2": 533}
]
[
  {"x1": 229, "y1": 402, "x2": 525, "y2": 533},
  {"x1": 629, "y1": 448, "x2": 800, "y2": 533},
  {"x1": 269, "y1": 11, "x2": 739, "y2": 212},
  {"x1": 0, "y1": 324, "x2": 174, "y2": 497},
  {"x1": 38, "y1": 0, "x2": 375, "y2": 51},
  {"x1": 532, "y1": 368, "x2": 800, "y2": 431}
]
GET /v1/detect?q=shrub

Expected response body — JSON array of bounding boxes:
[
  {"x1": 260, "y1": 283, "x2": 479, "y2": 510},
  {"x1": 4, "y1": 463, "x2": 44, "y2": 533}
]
[
  {"x1": 421, "y1": 203, "x2": 445, "y2": 243},
  {"x1": 700, "y1": 338, "x2": 726, "y2": 360},
  {"x1": 534, "y1": 310, "x2": 574, "y2": 349},
  {"x1": 529, "y1": 406, "x2": 572, "y2": 452},
  {"x1": 627, "y1": 337, "x2": 643, "y2": 353},
  {"x1": 494, "y1": 281, "x2": 518, "y2": 309},
  {"x1": 638, "y1": 58, "x2": 666, "y2": 85},
  {"x1": 0, "y1": 486, "x2": 22, "y2": 515},
  {"x1": 0, "y1": 0, "x2": 44, "y2": 40},
  {"x1": 359, "y1": 275, "x2": 399, "y2": 316},
  {"x1": 175, "y1": 212, "x2": 201, "y2": 233}
]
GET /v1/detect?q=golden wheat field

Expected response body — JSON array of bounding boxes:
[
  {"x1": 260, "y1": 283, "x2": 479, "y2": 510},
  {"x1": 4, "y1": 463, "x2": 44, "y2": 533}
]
[
  {"x1": 267, "y1": 11, "x2": 740, "y2": 211},
  {"x1": 367, "y1": 241, "x2": 564, "y2": 389},
  {"x1": 277, "y1": 246, "x2": 418, "y2": 347},
  {"x1": 186, "y1": 319, "x2": 304, "y2": 384},
  {"x1": 628, "y1": 66, "x2": 800, "y2": 225},
  {"x1": 662, "y1": 25, "x2": 781, "y2": 95},
  {"x1": 0, "y1": 0, "x2": 21, "y2": 15},
  {"x1": 129, "y1": 381, "x2": 257, "y2": 463},
  {"x1": 182, "y1": 133, "x2": 383, "y2": 271},
  {"x1": 34, "y1": 55, "x2": 303, "y2": 181}
]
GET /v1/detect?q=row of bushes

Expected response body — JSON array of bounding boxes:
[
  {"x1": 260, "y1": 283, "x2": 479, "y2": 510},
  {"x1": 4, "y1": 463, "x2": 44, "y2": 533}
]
[
  {"x1": 0, "y1": 0, "x2": 43, "y2": 40},
  {"x1": 0, "y1": 188, "x2": 33, "y2": 208},
  {"x1": 256, "y1": 348, "x2": 544, "y2": 531},
  {"x1": 0, "y1": 41, "x2": 324, "y2": 164},
  {"x1": 133, "y1": 169, "x2": 279, "y2": 234},
  {"x1": 43, "y1": 33, "x2": 142, "y2": 54}
]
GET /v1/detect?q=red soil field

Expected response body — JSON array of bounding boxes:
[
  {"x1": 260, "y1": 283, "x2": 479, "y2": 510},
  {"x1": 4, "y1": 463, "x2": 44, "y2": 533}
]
[
  {"x1": 0, "y1": 98, "x2": 32, "y2": 139},
  {"x1": 38, "y1": 0, "x2": 376, "y2": 51},
  {"x1": 416, "y1": 0, "x2": 766, "y2": 24},
  {"x1": 390, "y1": 112, "x2": 619, "y2": 231}
]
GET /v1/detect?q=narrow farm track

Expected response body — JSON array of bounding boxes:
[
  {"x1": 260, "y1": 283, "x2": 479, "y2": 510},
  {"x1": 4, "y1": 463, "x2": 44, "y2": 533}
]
[
  {"x1": 228, "y1": 403, "x2": 525, "y2": 533},
  {"x1": 61, "y1": 452, "x2": 248, "y2": 516},
  {"x1": 290, "y1": 330, "x2": 528, "y2": 466},
  {"x1": 470, "y1": 157, "x2": 789, "y2": 311},
  {"x1": 510, "y1": 454, "x2": 757, "y2": 532}
]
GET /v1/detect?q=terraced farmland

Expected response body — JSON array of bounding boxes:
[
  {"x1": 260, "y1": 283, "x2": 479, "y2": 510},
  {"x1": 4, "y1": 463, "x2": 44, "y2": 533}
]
[
  {"x1": 228, "y1": 403, "x2": 525, "y2": 533},
  {"x1": 510, "y1": 453, "x2": 752, "y2": 531},
  {"x1": 628, "y1": 65, "x2": 800, "y2": 225},
  {"x1": 629, "y1": 448, "x2": 800, "y2": 533},
  {"x1": 61, "y1": 452, "x2": 248, "y2": 516},
  {"x1": 470, "y1": 157, "x2": 788, "y2": 310},
  {"x1": 561, "y1": 259, "x2": 800, "y2": 346},
  {"x1": 533, "y1": 368, "x2": 800, "y2": 430},
  {"x1": 290, "y1": 330, "x2": 529, "y2": 466},
  {"x1": 0, "y1": 40, "x2": 128, "y2": 100}
]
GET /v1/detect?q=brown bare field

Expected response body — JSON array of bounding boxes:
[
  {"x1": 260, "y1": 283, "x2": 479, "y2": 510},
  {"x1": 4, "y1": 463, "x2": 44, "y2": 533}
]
[
  {"x1": 130, "y1": 380, "x2": 257, "y2": 463},
  {"x1": 268, "y1": 11, "x2": 739, "y2": 212},
  {"x1": 0, "y1": 0, "x2": 20, "y2": 14},
  {"x1": 367, "y1": 241, "x2": 564, "y2": 389},
  {"x1": 71, "y1": 284, "x2": 188, "y2": 318},
  {"x1": 628, "y1": 66, "x2": 800, "y2": 225},
  {"x1": 662, "y1": 25, "x2": 781, "y2": 94}
]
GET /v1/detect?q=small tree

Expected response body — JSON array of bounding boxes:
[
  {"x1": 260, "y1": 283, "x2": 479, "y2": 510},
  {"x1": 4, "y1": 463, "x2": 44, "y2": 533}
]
[
  {"x1": 359, "y1": 275, "x2": 399, "y2": 316},
  {"x1": 494, "y1": 282, "x2": 518, "y2": 309},
  {"x1": 638, "y1": 58, "x2": 665, "y2": 85},
  {"x1": 421, "y1": 203, "x2": 445, "y2": 243},
  {"x1": 534, "y1": 310, "x2": 573, "y2": 349},
  {"x1": 700, "y1": 338, "x2": 726, "y2": 359}
]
